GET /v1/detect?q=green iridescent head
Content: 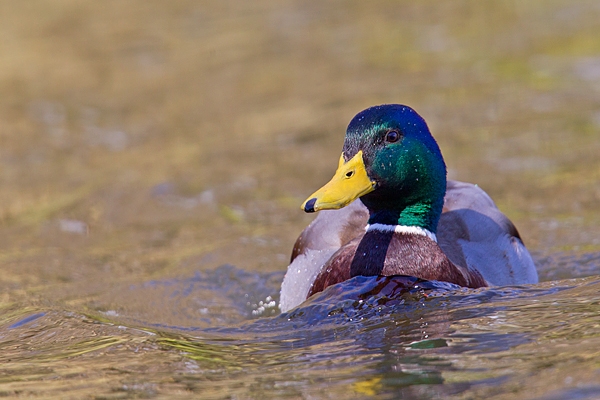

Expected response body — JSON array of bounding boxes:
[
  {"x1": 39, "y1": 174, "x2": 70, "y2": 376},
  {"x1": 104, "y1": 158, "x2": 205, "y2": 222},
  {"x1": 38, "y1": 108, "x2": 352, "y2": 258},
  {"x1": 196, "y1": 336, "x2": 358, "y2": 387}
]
[{"x1": 302, "y1": 104, "x2": 447, "y2": 232}]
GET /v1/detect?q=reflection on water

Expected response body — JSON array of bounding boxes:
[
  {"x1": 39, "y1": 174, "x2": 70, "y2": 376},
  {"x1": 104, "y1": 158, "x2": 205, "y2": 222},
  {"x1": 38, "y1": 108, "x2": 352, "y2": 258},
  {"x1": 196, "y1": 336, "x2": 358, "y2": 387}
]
[
  {"x1": 1, "y1": 1, "x2": 600, "y2": 398},
  {"x1": 3, "y1": 268, "x2": 600, "y2": 398}
]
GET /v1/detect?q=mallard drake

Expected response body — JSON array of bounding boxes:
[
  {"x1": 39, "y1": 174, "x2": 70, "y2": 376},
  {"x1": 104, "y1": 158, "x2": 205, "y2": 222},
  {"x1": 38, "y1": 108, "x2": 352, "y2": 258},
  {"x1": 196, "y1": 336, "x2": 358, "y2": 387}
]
[{"x1": 280, "y1": 104, "x2": 538, "y2": 312}]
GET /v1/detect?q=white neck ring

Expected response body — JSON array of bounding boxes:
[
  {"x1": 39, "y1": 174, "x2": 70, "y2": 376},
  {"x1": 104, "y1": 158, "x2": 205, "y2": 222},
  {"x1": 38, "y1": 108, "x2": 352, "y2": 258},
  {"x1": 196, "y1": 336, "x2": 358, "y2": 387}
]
[{"x1": 365, "y1": 224, "x2": 437, "y2": 242}]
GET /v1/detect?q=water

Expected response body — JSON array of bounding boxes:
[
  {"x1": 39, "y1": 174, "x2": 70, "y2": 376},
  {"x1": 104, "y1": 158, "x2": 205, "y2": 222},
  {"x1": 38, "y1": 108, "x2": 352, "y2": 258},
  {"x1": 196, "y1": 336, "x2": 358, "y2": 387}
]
[
  {"x1": 1, "y1": 1, "x2": 600, "y2": 399},
  {"x1": 3, "y1": 270, "x2": 600, "y2": 398}
]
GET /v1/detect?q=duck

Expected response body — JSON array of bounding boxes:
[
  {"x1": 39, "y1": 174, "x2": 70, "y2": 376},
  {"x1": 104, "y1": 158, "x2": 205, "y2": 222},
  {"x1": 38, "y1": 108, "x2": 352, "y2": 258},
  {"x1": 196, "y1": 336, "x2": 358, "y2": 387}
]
[{"x1": 279, "y1": 104, "x2": 538, "y2": 312}]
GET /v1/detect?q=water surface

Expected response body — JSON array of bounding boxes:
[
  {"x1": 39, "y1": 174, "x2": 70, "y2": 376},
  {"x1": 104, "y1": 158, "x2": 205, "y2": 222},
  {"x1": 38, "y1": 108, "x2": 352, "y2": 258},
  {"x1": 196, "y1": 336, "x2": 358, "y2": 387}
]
[{"x1": 1, "y1": 1, "x2": 600, "y2": 398}]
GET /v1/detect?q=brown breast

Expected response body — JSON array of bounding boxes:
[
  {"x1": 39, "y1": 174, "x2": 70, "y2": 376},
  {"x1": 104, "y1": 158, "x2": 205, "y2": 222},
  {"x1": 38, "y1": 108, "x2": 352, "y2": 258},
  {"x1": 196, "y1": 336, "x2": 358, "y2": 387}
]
[{"x1": 308, "y1": 230, "x2": 487, "y2": 298}]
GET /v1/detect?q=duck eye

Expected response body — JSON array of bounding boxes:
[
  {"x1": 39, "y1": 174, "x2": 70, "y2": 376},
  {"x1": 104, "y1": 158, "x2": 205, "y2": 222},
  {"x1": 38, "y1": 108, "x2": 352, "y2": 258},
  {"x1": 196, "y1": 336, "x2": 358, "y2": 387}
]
[{"x1": 385, "y1": 130, "x2": 401, "y2": 143}]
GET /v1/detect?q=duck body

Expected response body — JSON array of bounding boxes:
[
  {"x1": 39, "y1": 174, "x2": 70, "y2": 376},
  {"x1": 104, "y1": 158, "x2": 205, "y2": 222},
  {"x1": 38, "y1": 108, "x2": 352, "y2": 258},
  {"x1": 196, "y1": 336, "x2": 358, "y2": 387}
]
[
  {"x1": 307, "y1": 223, "x2": 487, "y2": 298},
  {"x1": 280, "y1": 105, "x2": 538, "y2": 312}
]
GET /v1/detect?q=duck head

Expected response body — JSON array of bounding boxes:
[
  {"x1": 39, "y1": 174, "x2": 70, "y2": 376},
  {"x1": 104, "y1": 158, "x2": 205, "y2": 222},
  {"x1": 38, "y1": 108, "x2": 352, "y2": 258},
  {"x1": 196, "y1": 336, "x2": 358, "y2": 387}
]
[{"x1": 302, "y1": 104, "x2": 447, "y2": 233}]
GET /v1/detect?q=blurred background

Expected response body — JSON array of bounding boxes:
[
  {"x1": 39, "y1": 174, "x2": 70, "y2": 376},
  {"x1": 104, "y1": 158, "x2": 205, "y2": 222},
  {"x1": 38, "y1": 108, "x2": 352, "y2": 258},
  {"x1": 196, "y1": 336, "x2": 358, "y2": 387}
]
[{"x1": 1, "y1": 1, "x2": 600, "y2": 397}]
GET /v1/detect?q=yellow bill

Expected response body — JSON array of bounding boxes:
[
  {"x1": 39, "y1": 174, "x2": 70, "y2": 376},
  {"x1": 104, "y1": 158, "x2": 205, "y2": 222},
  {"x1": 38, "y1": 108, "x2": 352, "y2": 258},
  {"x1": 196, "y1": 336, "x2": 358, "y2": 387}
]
[{"x1": 302, "y1": 150, "x2": 376, "y2": 212}]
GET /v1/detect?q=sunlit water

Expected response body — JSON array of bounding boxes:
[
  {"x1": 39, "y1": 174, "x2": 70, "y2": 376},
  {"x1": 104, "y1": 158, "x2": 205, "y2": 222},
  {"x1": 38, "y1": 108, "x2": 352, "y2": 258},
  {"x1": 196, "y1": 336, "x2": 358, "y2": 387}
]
[
  {"x1": 3, "y1": 263, "x2": 600, "y2": 399},
  {"x1": 1, "y1": 1, "x2": 600, "y2": 399}
]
